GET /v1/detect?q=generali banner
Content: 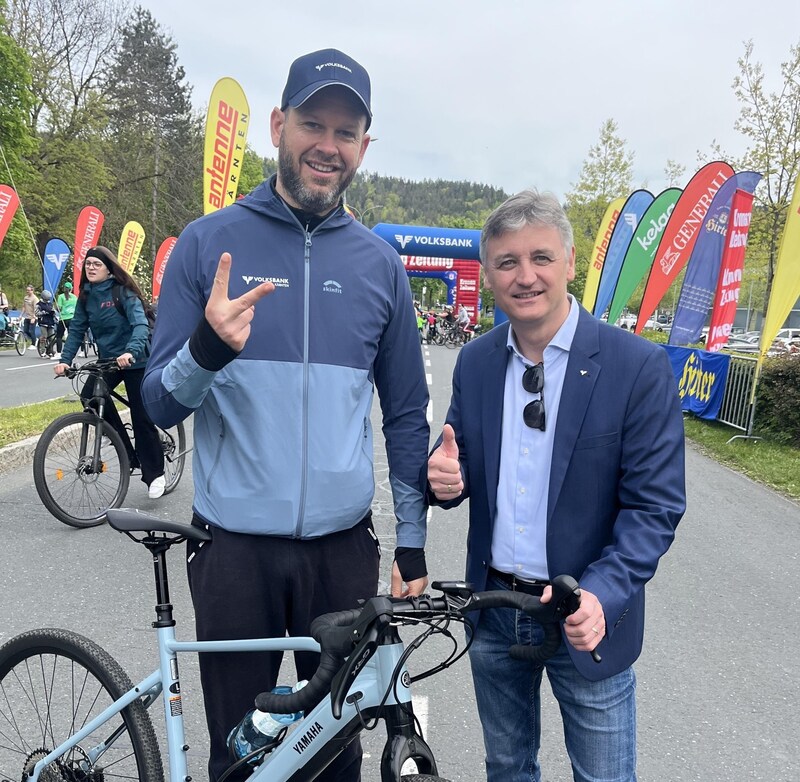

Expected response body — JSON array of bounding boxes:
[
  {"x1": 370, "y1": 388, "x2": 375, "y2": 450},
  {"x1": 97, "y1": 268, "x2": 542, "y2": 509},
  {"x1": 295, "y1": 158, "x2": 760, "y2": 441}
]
[
  {"x1": 204, "y1": 78, "x2": 250, "y2": 214},
  {"x1": 0, "y1": 184, "x2": 20, "y2": 251},
  {"x1": 73, "y1": 205, "x2": 105, "y2": 291},
  {"x1": 152, "y1": 236, "x2": 177, "y2": 299},
  {"x1": 706, "y1": 189, "x2": 757, "y2": 352},
  {"x1": 117, "y1": 221, "x2": 145, "y2": 274},
  {"x1": 607, "y1": 188, "x2": 681, "y2": 326},
  {"x1": 582, "y1": 197, "x2": 625, "y2": 314},
  {"x1": 635, "y1": 161, "x2": 734, "y2": 333}
]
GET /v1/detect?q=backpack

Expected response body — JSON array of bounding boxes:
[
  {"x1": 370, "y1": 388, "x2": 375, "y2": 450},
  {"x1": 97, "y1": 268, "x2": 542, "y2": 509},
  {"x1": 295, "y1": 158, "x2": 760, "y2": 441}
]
[{"x1": 111, "y1": 284, "x2": 157, "y2": 332}]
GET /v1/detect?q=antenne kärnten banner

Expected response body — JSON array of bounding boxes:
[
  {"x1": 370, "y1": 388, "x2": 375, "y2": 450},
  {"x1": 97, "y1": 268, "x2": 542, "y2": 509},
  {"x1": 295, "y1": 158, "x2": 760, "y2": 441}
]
[
  {"x1": 669, "y1": 171, "x2": 761, "y2": 346},
  {"x1": 759, "y1": 171, "x2": 800, "y2": 356},
  {"x1": 118, "y1": 221, "x2": 145, "y2": 274},
  {"x1": 607, "y1": 188, "x2": 681, "y2": 326},
  {"x1": 73, "y1": 205, "x2": 105, "y2": 291},
  {"x1": 204, "y1": 78, "x2": 250, "y2": 214},
  {"x1": 706, "y1": 188, "x2": 757, "y2": 352},
  {"x1": 592, "y1": 189, "x2": 654, "y2": 319},
  {"x1": 582, "y1": 198, "x2": 625, "y2": 313},
  {"x1": 0, "y1": 185, "x2": 20, "y2": 251},
  {"x1": 634, "y1": 161, "x2": 734, "y2": 334}
]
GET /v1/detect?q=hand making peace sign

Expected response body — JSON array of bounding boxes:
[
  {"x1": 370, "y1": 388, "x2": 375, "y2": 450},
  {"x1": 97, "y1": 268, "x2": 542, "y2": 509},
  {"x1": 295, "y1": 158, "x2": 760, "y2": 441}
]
[{"x1": 205, "y1": 252, "x2": 275, "y2": 352}]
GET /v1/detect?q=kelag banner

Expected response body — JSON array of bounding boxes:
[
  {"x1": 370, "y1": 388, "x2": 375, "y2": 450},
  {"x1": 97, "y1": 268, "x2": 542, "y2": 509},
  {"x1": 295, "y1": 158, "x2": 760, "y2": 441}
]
[
  {"x1": 117, "y1": 221, "x2": 145, "y2": 274},
  {"x1": 635, "y1": 161, "x2": 734, "y2": 333},
  {"x1": 607, "y1": 188, "x2": 681, "y2": 325},
  {"x1": 706, "y1": 189, "x2": 757, "y2": 352},
  {"x1": 669, "y1": 172, "x2": 761, "y2": 346},
  {"x1": 204, "y1": 78, "x2": 249, "y2": 214},
  {"x1": 43, "y1": 238, "x2": 70, "y2": 296},
  {"x1": 592, "y1": 189, "x2": 653, "y2": 318},
  {"x1": 582, "y1": 197, "x2": 624, "y2": 313},
  {"x1": 152, "y1": 236, "x2": 177, "y2": 300},
  {"x1": 73, "y1": 205, "x2": 105, "y2": 291},
  {"x1": 759, "y1": 171, "x2": 800, "y2": 356},
  {"x1": 664, "y1": 345, "x2": 730, "y2": 420},
  {"x1": 0, "y1": 184, "x2": 20, "y2": 251}
]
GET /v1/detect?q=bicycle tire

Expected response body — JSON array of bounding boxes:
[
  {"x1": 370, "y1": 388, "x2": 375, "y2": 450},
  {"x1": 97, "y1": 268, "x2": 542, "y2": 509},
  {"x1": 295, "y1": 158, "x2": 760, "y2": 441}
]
[
  {"x1": 159, "y1": 421, "x2": 186, "y2": 494},
  {"x1": 37, "y1": 335, "x2": 47, "y2": 357},
  {"x1": 33, "y1": 412, "x2": 131, "y2": 528},
  {"x1": 14, "y1": 331, "x2": 25, "y2": 355},
  {"x1": 0, "y1": 628, "x2": 164, "y2": 782}
]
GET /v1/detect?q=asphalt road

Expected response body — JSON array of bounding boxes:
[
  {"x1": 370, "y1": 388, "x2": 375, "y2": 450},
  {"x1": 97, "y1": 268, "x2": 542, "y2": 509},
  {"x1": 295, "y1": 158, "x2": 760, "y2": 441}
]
[
  {"x1": 0, "y1": 342, "x2": 797, "y2": 781},
  {"x1": 0, "y1": 345, "x2": 79, "y2": 408}
]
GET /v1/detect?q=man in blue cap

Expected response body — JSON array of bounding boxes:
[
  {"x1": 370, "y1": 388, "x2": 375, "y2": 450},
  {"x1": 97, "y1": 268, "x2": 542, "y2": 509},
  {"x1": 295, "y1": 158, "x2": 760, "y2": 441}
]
[{"x1": 143, "y1": 50, "x2": 429, "y2": 782}]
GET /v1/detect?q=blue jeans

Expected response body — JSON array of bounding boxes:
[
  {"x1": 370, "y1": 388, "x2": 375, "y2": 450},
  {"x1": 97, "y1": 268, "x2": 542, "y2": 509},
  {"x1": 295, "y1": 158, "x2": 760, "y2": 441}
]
[{"x1": 469, "y1": 575, "x2": 637, "y2": 782}]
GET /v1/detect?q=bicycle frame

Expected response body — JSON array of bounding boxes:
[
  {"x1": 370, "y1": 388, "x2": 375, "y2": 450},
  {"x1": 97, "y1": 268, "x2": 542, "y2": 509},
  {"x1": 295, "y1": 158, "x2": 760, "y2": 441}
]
[{"x1": 27, "y1": 627, "x2": 416, "y2": 782}]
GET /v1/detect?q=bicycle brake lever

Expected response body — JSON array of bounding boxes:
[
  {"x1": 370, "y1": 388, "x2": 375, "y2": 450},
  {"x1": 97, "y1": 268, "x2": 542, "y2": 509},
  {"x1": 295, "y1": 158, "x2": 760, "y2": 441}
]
[
  {"x1": 550, "y1": 575, "x2": 602, "y2": 664},
  {"x1": 329, "y1": 619, "x2": 386, "y2": 720}
]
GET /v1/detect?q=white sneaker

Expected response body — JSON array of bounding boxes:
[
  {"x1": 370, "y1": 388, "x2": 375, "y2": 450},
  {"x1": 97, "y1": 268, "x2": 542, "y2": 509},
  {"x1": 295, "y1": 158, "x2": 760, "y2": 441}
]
[
  {"x1": 27, "y1": 345, "x2": 36, "y2": 351},
  {"x1": 52, "y1": 352, "x2": 61, "y2": 360},
  {"x1": 148, "y1": 475, "x2": 166, "y2": 499}
]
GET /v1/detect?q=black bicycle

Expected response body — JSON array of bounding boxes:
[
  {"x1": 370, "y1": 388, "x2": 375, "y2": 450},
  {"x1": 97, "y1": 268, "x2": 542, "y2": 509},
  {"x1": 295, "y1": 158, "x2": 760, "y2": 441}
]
[
  {"x1": 37, "y1": 328, "x2": 59, "y2": 358},
  {"x1": 33, "y1": 359, "x2": 188, "y2": 528}
]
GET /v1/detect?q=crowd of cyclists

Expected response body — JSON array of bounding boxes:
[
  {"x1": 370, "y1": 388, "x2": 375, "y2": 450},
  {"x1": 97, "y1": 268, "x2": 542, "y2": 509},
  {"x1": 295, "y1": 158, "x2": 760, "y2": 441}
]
[{"x1": 416, "y1": 302, "x2": 477, "y2": 345}]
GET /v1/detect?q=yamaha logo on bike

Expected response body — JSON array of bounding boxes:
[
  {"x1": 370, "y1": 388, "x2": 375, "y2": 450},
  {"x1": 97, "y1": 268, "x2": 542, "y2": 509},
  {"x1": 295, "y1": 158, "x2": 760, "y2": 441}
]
[{"x1": 401, "y1": 671, "x2": 411, "y2": 688}]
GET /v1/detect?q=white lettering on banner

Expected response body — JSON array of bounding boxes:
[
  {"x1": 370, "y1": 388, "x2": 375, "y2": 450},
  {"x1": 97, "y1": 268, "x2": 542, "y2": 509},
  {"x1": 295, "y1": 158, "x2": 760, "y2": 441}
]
[
  {"x1": 635, "y1": 205, "x2": 675, "y2": 250},
  {"x1": 395, "y1": 234, "x2": 474, "y2": 250},
  {"x1": 719, "y1": 288, "x2": 739, "y2": 306},
  {"x1": 0, "y1": 190, "x2": 11, "y2": 214},
  {"x1": 459, "y1": 279, "x2": 477, "y2": 291},
  {"x1": 79, "y1": 212, "x2": 101, "y2": 262},
  {"x1": 624, "y1": 212, "x2": 638, "y2": 228},
  {"x1": 45, "y1": 252, "x2": 70, "y2": 270},
  {"x1": 402, "y1": 256, "x2": 455, "y2": 270},
  {"x1": 711, "y1": 323, "x2": 733, "y2": 341},
  {"x1": 728, "y1": 230, "x2": 749, "y2": 249},
  {"x1": 722, "y1": 268, "x2": 742, "y2": 286},
  {"x1": 734, "y1": 210, "x2": 751, "y2": 228}
]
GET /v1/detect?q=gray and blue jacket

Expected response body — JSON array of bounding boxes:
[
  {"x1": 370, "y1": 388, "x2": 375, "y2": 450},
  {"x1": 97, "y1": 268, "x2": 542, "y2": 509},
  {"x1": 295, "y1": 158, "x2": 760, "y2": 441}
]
[{"x1": 142, "y1": 178, "x2": 430, "y2": 552}]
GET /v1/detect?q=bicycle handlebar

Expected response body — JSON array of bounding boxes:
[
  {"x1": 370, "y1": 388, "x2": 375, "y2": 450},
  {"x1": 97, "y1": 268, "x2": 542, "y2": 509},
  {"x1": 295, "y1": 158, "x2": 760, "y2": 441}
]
[{"x1": 254, "y1": 575, "x2": 594, "y2": 719}]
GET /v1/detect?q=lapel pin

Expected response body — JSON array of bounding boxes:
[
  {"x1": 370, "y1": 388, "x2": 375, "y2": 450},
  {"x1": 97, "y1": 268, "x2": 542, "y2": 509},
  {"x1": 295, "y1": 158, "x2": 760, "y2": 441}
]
[{"x1": 580, "y1": 370, "x2": 588, "y2": 376}]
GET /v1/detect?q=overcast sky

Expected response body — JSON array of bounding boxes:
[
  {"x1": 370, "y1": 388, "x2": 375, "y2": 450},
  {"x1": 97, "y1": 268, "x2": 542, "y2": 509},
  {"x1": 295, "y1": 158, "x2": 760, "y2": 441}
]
[{"x1": 140, "y1": 0, "x2": 799, "y2": 201}]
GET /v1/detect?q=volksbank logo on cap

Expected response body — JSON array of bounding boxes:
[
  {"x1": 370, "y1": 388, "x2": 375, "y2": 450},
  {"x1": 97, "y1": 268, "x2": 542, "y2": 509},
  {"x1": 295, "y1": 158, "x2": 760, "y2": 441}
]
[
  {"x1": 323, "y1": 279, "x2": 342, "y2": 294},
  {"x1": 242, "y1": 275, "x2": 290, "y2": 288},
  {"x1": 315, "y1": 61, "x2": 352, "y2": 73}
]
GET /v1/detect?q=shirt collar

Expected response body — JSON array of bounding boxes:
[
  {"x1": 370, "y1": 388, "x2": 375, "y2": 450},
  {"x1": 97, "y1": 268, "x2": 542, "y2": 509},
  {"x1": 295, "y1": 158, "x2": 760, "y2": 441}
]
[{"x1": 506, "y1": 295, "x2": 580, "y2": 362}]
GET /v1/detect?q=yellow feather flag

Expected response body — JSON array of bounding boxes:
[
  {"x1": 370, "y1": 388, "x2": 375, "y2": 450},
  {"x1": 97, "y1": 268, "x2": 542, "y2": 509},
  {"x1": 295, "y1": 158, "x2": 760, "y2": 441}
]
[
  {"x1": 204, "y1": 78, "x2": 250, "y2": 214},
  {"x1": 759, "y1": 172, "x2": 800, "y2": 357},
  {"x1": 582, "y1": 198, "x2": 625, "y2": 313},
  {"x1": 117, "y1": 221, "x2": 146, "y2": 275}
]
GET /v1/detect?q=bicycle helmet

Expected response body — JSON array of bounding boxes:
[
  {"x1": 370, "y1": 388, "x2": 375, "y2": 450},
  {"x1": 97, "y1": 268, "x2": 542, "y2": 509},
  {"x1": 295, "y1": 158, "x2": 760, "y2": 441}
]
[{"x1": 41, "y1": 290, "x2": 52, "y2": 301}]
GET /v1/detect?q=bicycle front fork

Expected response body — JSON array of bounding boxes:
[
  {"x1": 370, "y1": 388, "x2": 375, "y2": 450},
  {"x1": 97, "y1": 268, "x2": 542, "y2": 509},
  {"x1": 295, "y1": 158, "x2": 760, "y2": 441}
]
[{"x1": 380, "y1": 703, "x2": 439, "y2": 780}]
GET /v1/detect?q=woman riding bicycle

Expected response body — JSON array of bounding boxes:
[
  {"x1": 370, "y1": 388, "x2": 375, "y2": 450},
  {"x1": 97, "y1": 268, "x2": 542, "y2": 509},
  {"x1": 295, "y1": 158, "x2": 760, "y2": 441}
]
[{"x1": 54, "y1": 246, "x2": 166, "y2": 499}]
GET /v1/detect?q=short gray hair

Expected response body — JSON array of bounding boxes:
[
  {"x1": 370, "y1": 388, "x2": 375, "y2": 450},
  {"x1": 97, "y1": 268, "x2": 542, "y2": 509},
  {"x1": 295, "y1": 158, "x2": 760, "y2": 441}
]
[{"x1": 479, "y1": 189, "x2": 574, "y2": 264}]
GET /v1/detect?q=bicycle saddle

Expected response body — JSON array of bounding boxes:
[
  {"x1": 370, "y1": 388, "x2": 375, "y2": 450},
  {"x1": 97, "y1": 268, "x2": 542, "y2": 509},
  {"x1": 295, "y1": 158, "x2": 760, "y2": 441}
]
[{"x1": 107, "y1": 508, "x2": 212, "y2": 542}]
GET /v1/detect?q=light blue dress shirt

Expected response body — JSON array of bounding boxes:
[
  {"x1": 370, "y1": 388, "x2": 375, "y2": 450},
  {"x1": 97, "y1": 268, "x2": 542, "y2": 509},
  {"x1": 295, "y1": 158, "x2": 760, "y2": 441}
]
[{"x1": 490, "y1": 296, "x2": 580, "y2": 580}]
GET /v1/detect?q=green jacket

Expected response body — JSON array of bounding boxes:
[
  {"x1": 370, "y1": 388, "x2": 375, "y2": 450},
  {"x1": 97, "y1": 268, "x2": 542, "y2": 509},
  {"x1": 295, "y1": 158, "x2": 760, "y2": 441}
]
[
  {"x1": 60, "y1": 279, "x2": 150, "y2": 369},
  {"x1": 56, "y1": 291, "x2": 78, "y2": 320}
]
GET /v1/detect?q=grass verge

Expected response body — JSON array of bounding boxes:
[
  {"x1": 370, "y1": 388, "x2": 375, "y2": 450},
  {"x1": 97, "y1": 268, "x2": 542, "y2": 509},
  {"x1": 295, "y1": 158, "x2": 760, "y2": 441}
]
[
  {"x1": 0, "y1": 398, "x2": 82, "y2": 448},
  {"x1": 683, "y1": 416, "x2": 800, "y2": 501}
]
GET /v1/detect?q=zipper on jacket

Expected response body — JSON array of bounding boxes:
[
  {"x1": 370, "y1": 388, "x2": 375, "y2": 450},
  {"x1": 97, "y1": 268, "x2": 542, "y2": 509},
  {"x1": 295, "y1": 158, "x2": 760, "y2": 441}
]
[{"x1": 294, "y1": 227, "x2": 313, "y2": 537}]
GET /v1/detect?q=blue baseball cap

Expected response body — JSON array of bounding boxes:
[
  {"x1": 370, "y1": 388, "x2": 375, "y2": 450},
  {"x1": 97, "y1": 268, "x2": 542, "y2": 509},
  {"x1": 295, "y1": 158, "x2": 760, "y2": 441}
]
[{"x1": 280, "y1": 48, "x2": 372, "y2": 129}]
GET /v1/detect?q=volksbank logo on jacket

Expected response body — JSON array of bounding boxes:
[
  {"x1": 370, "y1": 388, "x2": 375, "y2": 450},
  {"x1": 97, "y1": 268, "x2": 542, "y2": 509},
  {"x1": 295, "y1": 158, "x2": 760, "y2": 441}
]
[{"x1": 241, "y1": 275, "x2": 290, "y2": 288}]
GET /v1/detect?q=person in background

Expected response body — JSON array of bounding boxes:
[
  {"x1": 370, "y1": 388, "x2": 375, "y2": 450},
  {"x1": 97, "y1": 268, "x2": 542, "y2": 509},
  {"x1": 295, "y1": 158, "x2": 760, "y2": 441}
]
[
  {"x1": 54, "y1": 246, "x2": 166, "y2": 499},
  {"x1": 21, "y1": 285, "x2": 38, "y2": 349},
  {"x1": 55, "y1": 281, "x2": 78, "y2": 359},
  {"x1": 141, "y1": 48, "x2": 430, "y2": 782},
  {"x1": 426, "y1": 189, "x2": 685, "y2": 782},
  {"x1": 0, "y1": 283, "x2": 9, "y2": 313},
  {"x1": 35, "y1": 290, "x2": 58, "y2": 358}
]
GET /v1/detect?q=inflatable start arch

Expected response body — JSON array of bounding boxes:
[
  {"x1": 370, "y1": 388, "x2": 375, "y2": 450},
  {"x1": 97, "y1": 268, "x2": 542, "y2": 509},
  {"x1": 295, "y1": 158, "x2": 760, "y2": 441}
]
[{"x1": 372, "y1": 223, "x2": 482, "y2": 322}]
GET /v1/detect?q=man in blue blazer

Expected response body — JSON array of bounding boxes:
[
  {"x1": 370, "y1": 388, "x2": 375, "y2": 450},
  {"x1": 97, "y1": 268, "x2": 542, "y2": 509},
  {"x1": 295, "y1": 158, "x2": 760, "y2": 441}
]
[{"x1": 427, "y1": 190, "x2": 685, "y2": 781}]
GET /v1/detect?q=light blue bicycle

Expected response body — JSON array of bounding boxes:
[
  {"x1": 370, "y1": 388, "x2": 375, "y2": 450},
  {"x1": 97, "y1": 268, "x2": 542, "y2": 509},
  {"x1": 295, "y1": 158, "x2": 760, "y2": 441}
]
[{"x1": 0, "y1": 509, "x2": 586, "y2": 782}]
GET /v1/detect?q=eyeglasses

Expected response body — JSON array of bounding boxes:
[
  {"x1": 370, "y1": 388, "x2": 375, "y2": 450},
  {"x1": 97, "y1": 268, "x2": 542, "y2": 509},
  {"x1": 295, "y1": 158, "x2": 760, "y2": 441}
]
[
  {"x1": 84, "y1": 260, "x2": 106, "y2": 269},
  {"x1": 522, "y1": 362, "x2": 545, "y2": 431}
]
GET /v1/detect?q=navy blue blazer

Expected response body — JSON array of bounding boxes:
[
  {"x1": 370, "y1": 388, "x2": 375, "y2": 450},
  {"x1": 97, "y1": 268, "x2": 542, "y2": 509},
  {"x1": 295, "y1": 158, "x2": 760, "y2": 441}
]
[{"x1": 432, "y1": 306, "x2": 686, "y2": 680}]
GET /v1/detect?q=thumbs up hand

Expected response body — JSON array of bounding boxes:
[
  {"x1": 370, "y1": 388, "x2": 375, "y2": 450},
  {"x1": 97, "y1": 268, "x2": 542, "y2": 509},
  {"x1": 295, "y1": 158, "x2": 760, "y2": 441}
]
[{"x1": 428, "y1": 423, "x2": 464, "y2": 500}]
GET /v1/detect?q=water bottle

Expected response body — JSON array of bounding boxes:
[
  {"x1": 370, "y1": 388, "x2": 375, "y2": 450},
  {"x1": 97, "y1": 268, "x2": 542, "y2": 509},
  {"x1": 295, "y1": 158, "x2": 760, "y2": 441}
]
[{"x1": 228, "y1": 681, "x2": 308, "y2": 763}]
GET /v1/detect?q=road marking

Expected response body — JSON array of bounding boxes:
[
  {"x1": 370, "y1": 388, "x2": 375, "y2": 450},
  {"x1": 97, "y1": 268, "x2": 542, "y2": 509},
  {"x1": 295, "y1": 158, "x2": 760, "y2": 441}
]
[
  {"x1": 426, "y1": 373, "x2": 432, "y2": 385},
  {"x1": 4, "y1": 363, "x2": 61, "y2": 372},
  {"x1": 427, "y1": 400, "x2": 432, "y2": 423}
]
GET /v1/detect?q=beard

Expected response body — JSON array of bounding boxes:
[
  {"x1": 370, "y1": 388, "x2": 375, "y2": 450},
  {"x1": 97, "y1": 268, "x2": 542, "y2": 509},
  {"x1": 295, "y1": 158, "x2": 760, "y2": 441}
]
[{"x1": 278, "y1": 134, "x2": 358, "y2": 215}]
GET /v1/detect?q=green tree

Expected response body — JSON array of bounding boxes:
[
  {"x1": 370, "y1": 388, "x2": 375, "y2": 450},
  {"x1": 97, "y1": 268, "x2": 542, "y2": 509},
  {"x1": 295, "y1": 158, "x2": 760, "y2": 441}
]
[
  {"x1": 103, "y1": 5, "x2": 201, "y2": 275},
  {"x1": 731, "y1": 39, "x2": 800, "y2": 312},
  {"x1": 0, "y1": 0, "x2": 38, "y2": 295},
  {"x1": 566, "y1": 119, "x2": 634, "y2": 301}
]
